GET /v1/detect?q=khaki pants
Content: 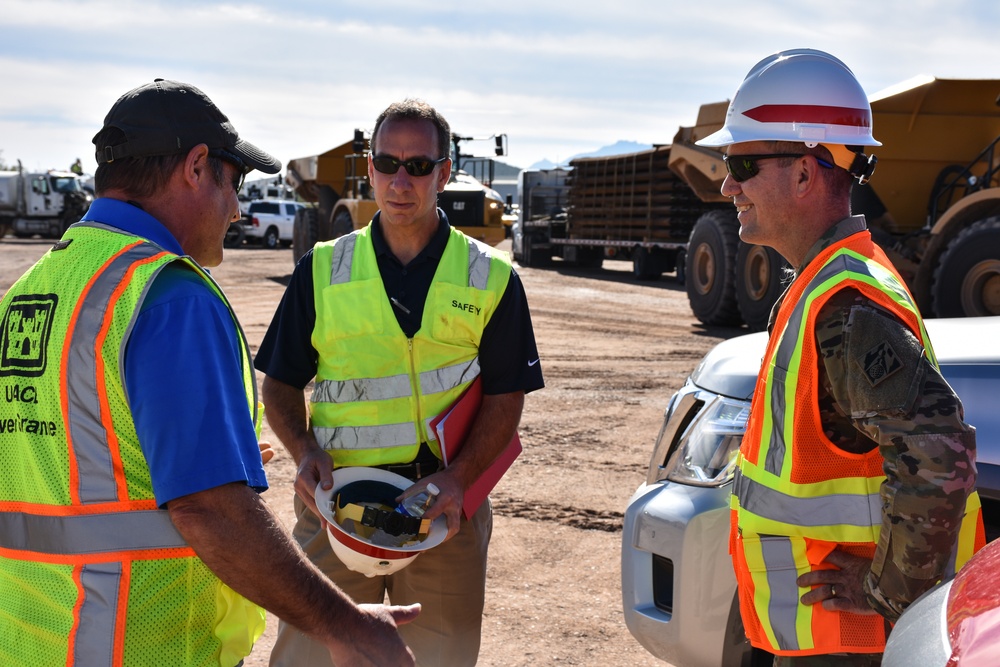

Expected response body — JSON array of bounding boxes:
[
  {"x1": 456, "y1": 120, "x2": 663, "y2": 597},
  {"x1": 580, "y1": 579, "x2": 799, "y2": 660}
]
[{"x1": 269, "y1": 493, "x2": 492, "y2": 667}]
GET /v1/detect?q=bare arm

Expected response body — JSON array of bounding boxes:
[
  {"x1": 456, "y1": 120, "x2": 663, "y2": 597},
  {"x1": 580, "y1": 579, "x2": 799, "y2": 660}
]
[
  {"x1": 168, "y1": 482, "x2": 417, "y2": 666},
  {"x1": 407, "y1": 391, "x2": 524, "y2": 537},
  {"x1": 261, "y1": 374, "x2": 334, "y2": 517}
]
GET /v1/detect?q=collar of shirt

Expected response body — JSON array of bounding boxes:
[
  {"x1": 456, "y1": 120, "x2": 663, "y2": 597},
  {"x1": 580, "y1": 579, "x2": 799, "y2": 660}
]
[
  {"x1": 80, "y1": 198, "x2": 186, "y2": 256},
  {"x1": 370, "y1": 208, "x2": 452, "y2": 267},
  {"x1": 796, "y1": 215, "x2": 868, "y2": 274}
]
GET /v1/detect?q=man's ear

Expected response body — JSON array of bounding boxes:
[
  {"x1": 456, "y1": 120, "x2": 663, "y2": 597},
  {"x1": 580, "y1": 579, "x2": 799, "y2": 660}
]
[
  {"x1": 437, "y1": 158, "x2": 453, "y2": 193},
  {"x1": 183, "y1": 144, "x2": 212, "y2": 189},
  {"x1": 795, "y1": 155, "x2": 820, "y2": 196}
]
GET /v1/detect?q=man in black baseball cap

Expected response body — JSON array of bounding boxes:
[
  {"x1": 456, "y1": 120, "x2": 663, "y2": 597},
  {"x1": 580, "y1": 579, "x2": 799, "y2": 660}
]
[
  {"x1": 0, "y1": 80, "x2": 421, "y2": 667},
  {"x1": 95, "y1": 78, "x2": 281, "y2": 174}
]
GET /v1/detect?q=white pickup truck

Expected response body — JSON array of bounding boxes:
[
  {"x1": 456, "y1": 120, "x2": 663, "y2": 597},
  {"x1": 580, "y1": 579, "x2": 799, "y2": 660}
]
[{"x1": 232, "y1": 199, "x2": 306, "y2": 249}]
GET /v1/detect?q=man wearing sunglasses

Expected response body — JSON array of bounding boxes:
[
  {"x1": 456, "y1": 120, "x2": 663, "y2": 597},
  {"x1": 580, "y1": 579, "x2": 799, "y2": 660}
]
[
  {"x1": 697, "y1": 50, "x2": 982, "y2": 666},
  {"x1": 0, "y1": 79, "x2": 419, "y2": 667},
  {"x1": 257, "y1": 98, "x2": 544, "y2": 666}
]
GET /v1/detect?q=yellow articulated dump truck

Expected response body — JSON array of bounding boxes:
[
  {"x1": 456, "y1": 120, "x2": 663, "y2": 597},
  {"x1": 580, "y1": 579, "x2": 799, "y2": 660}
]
[
  {"x1": 286, "y1": 131, "x2": 508, "y2": 264},
  {"x1": 515, "y1": 77, "x2": 1000, "y2": 330},
  {"x1": 681, "y1": 76, "x2": 1000, "y2": 328}
]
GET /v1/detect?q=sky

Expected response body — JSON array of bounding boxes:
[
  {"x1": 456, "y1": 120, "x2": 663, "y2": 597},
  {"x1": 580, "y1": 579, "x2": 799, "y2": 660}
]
[{"x1": 1, "y1": 0, "x2": 998, "y2": 177}]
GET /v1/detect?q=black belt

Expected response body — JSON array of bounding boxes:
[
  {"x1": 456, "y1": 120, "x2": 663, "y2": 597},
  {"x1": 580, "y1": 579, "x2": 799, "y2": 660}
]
[{"x1": 375, "y1": 459, "x2": 442, "y2": 481}]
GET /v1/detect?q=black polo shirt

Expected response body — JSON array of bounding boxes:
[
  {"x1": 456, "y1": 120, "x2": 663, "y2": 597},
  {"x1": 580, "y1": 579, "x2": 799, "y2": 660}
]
[{"x1": 254, "y1": 211, "x2": 544, "y2": 397}]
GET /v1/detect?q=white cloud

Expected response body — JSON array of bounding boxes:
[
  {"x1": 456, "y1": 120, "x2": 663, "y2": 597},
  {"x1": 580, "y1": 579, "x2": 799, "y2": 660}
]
[{"x1": 1, "y1": 0, "x2": 997, "y2": 171}]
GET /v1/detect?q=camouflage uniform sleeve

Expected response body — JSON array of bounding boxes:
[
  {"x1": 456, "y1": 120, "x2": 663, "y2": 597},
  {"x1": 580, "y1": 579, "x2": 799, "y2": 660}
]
[{"x1": 814, "y1": 289, "x2": 977, "y2": 622}]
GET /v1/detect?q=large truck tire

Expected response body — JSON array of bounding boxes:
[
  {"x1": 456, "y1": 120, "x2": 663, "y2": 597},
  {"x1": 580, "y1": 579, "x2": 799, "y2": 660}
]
[
  {"x1": 292, "y1": 207, "x2": 319, "y2": 265},
  {"x1": 931, "y1": 217, "x2": 1000, "y2": 317},
  {"x1": 736, "y1": 243, "x2": 788, "y2": 332},
  {"x1": 0, "y1": 218, "x2": 11, "y2": 240},
  {"x1": 686, "y1": 210, "x2": 742, "y2": 327},
  {"x1": 223, "y1": 222, "x2": 245, "y2": 248},
  {"x1": 332, "y1": 210, "x2": 354, "y2": 238}
]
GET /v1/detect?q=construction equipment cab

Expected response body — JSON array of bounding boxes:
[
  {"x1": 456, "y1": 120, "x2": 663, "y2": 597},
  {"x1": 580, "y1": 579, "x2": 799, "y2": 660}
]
[{"x1": 0, "y1": 166, "x2": 92, "y2": 239}]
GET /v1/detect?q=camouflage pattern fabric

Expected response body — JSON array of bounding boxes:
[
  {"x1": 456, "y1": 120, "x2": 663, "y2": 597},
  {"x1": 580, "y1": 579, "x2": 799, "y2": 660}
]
[{"x1": 769, "y1": 217, "x2": 977, "y2": 623}]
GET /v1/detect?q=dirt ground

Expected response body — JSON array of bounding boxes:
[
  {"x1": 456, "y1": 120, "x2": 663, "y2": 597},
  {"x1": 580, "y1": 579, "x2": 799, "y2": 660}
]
[{"x1": 1, "y1": 236, "x2": 743, "y2": 667}]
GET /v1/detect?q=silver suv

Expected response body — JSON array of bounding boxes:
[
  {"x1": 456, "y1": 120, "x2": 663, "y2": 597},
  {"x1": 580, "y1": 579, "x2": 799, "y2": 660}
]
[{"x1": 621, "y1": 316, "x2": 1000, "y2": 667}]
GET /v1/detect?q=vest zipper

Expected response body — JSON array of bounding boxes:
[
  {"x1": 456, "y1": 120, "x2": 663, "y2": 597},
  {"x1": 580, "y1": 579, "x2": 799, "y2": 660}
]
[{"x1": 408, "y1": 338, "x2": 423, "y2": 440}]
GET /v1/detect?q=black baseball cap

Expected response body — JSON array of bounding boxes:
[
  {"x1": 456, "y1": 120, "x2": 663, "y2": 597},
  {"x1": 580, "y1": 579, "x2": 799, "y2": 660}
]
[{"x1": 93, "y1": 78, "x2": 281, "y2": 174}]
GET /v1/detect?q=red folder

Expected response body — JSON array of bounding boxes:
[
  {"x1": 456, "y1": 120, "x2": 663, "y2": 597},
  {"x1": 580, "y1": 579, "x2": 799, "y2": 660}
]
[{"x1": 429, "y1": 378, "x2": 522, "y2": 519}]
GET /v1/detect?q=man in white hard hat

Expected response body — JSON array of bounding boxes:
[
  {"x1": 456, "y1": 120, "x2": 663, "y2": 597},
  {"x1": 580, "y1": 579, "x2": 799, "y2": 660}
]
[{"x1": 698, "y1": 50, "x2": 984, "y2": 665}]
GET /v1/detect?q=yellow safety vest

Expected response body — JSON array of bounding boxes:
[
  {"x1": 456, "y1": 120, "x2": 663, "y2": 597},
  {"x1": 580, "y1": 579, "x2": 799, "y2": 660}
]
[
  {"x1": 0, "y1": 223, "x2": 264, "y2": 667},
  {"x1": 309, "y1": 224, "x2": 511, "y2": 467},
  {"x1": 731, "y1": 230, "x2": 983, "y2": 656}
]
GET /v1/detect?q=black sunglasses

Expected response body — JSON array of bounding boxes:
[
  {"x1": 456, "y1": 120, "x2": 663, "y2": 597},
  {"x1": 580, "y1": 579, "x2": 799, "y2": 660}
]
[
  {"x1": 209, "y1": 148, "x2": 248, "y2": 193},
  {"x1": 371, "y1": 154, "x2": 448, "y2": 177},
  {"x1": 723, "y1": 153, "x2": 834, "y2": 183}
]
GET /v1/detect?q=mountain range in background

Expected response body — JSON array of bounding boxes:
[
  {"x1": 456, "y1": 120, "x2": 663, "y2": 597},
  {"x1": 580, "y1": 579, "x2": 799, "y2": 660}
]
[{"x1": 493, "y1": 140, "x2": 655, "y2": 175}]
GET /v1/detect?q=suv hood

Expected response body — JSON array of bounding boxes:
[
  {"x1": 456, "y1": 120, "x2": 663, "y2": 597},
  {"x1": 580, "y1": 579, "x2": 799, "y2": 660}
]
[
  {"x1": 689, "y1": 331, "x2": 767, "y2": 400},
  {"x1": 688, "y1": 316, "x2": 1000, "y2": 404}
]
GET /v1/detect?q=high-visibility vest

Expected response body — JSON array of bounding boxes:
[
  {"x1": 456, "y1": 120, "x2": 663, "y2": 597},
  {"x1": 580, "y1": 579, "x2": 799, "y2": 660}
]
[
  {"x1": 309, "y1": 224, "x2": 511, "y2": 467},
  {"x1": 730, "y1": 229, "x2": 984, "y2": 656},
  {"x1": 0, "y1": 223, "x2": 264, "y2": 667}
]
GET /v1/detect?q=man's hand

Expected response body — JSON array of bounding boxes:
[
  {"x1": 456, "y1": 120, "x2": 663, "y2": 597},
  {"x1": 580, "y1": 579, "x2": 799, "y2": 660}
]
[
  {"x1": 797, "y1": 548, "x2": 878, "y2": 615},
  {"x1": 259, "y1": 440, "x2": 276, "y2": 465},
  {"x1": 326, "y1": 603, "x2": 421, "y2": 666},
  {"x1": 396, "y1": 471, "x2": 464, "y2": 540},
  {"x1": 294, "y1": 446, "x2": 335, "y2": 520}
]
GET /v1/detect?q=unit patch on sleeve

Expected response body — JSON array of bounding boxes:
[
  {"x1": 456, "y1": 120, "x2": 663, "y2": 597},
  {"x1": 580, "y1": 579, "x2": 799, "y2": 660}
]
[
  {"x1": 861, "y1": 341, "x2": 902, "y2": 387},
  {"x1": 1, "y1": 294, "x2": 59, "y2": 377}
]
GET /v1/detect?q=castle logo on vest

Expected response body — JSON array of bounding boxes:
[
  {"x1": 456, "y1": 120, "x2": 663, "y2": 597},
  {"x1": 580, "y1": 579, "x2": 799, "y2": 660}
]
[{"x1": 1, "y1": 294, "x2": 59, "y2": 378}]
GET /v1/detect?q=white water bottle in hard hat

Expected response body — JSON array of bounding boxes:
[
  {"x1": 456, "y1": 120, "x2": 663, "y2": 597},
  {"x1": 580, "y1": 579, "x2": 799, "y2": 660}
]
[{"x1": 396, "y1": 483, "x2": 440, "y2": 518}]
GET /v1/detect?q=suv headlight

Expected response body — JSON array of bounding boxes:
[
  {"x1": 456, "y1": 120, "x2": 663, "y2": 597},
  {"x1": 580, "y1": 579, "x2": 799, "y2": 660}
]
[{"x1": 649, "y1": 393, "x2": 749, "y2": 487}]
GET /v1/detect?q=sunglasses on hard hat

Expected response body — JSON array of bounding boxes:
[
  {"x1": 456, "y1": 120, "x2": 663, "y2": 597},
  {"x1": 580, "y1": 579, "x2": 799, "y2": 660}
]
[
  {"x1": 209, "y1": 148, "x2": 248, "y2": 193},
  {"x1": 371, "y1": 154, "x2": 448, "y2": 177},
  {"x1": 723, "y1": 153, "x2": 834, "y2": 183}
]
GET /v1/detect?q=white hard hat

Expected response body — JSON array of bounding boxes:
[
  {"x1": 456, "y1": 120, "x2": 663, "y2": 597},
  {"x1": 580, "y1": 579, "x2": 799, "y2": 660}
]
[
  {"x1": 698, "y1": 49, "x2": 881, "y2": 149},
  {"x1": 316, "y1": 467, "x2": 447, "y2": 578}
]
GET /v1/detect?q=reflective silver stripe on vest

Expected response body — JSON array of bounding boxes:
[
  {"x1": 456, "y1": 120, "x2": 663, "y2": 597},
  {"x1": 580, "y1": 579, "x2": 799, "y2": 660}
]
[
  {"x1": 313, "y1": 357, "x2": 481, "y2": 405},
  {"x1": 734, "y1": 470, "x2": 881, "y2": 527},
  {"x1": 760, "y1": 536, "x2": 801, "y2": 651},
  {"x1": 0, "y1": 509, "x2": 188, "y2": 554},
  {"x1": 420, "y1": 357, "x2": 480, "y2": 395},
  {"x1": 468, "y1": 241, "x2": 492, "y2": 290},
  {"x1": 74, "y1": 562, "x2": 121, "y2": 666},
  {"x1": 330, "y1": 233, "x2": 357, "y2": 285},
  {"x1": 765, "y1": 252, "x2": 891, "y2": 475},
  {"x1": 65, "y1": 241, "x2": 168, "y2": 503},
  {"x1": 314, "y1": 422, "x2": 419, "y2": 451},
  {"x1": 314, "y1": 373, "x2": 412, "y2": 403},
  {"x1": 328, "y1": 231, "x2": 492, "y2": 289}
]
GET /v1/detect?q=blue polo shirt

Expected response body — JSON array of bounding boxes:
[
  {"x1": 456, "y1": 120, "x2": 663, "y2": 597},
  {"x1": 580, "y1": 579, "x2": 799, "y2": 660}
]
[{"x1": 80, "y1": 198, "x2": 268, "y2": 506}]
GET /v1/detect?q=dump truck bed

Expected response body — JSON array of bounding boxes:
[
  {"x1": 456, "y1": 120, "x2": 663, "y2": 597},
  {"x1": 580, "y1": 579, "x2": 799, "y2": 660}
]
[{"x1": 566, "y1": 147, "x2": 725, "y2": 246}]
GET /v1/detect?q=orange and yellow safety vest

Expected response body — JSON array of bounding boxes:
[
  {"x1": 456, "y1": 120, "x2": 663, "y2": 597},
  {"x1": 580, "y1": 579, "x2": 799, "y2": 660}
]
[
  {"x1": 0, "y1": 223, "x2": 264, "y2": 666},
  {"x1": 730, "y1": 229, "x2": 983, "y2": 656}
]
